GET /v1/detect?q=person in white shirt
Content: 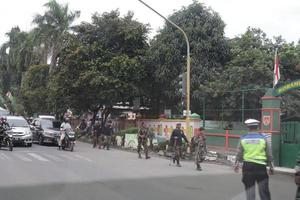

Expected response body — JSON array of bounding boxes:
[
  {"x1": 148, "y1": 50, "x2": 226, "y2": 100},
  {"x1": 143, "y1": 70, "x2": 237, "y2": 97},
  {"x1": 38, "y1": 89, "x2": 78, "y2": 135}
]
[{"x1": 58, "y1": 118, "x2": 72, "y2": 150}]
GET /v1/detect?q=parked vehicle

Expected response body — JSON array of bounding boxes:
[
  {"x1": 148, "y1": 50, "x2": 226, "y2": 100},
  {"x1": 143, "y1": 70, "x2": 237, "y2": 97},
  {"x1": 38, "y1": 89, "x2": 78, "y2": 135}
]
[
  {"x1": 6, "y1": 116, "x2": 32, "y2": 147},
  {"x1": 38, "y1": 115, "x2": 55, "y2": 121},
  {"x1": 31, "y1": 118, "x2": 61, "y2": 145},
  {"x1": 0, "y1": 123, "x2": 13, "y2": 151}
]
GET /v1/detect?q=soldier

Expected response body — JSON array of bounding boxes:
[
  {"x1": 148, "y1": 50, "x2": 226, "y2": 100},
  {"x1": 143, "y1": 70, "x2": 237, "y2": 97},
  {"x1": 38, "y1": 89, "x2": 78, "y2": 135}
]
[
  {"x1": 92, "y1": 120, "x2": 102, "y2": 149},
  {"x1": 137, "y1": 122, "x2": 151, "y2": 159},
  {"x1": 193, "y1": 127, "x2": 207, "y2": 171},
  {"x1": 103, "y1": 120, "x2": 113, "y2": 150},
  {"x1": 170, "y1": 123, "x2": 189, "y2": 167},
  {"x1": 234, "y1": 119, "x2": 274, "y2": 200}
]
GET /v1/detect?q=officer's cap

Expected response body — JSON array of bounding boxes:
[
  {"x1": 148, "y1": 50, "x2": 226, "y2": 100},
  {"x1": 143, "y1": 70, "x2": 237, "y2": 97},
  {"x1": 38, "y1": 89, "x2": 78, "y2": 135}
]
[{"x1": 244, "y1": 119, "x2": 260, "y2": 126}]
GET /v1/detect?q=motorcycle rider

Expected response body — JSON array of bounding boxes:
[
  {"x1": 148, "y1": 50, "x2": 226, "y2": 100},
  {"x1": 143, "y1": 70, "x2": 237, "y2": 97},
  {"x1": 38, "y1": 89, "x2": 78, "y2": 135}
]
[{"x1": 58, "y1": 118, "x2": 72, "y2": 150}]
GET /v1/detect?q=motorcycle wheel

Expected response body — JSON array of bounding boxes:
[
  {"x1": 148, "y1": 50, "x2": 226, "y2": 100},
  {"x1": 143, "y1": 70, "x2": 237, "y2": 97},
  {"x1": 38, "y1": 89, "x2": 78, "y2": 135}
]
[
  {"x1": 70, "y1": 142, "x2": 74, "y2": 152},
  {"x1": 7, "y1": 139, "x2": 13, "y2": 151},
  {"x1": 38, "y1": 135, "x2": 44, "y2": 145}
]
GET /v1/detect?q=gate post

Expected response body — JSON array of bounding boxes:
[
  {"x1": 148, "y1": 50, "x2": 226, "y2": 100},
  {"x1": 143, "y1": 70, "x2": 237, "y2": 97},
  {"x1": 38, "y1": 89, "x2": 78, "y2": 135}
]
[{"x1": 261, "y1": 88, "x2": 281, "y2": 166}]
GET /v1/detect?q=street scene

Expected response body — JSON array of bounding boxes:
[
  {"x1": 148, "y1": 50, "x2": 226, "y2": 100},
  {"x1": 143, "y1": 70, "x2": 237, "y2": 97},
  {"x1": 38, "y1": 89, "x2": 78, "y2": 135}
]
[
  {"x1": 0, "y1": 142, "x2": 295, "y2": 200},
  {"x1": 0, "y1": 0, "x2": 300, "y2": 199}
]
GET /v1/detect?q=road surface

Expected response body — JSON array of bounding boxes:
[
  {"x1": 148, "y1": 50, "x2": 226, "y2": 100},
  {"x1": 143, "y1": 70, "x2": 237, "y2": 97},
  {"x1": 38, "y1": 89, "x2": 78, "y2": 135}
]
[{"x1": 0, "y1": 142, "x2": 296, "y2": 200}]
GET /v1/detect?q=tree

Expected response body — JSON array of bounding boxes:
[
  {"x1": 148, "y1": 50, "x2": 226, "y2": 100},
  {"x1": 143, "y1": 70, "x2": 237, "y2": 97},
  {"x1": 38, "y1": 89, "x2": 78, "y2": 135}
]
[
  {"x1": 32, "y1": 0, "x2": 80, "y2": 72},
  {"x1": 49, "y1": 10, "x2": 149, "y2": 120},
  {"x1": 144, "y1": 2, "x2": 229, "y2": 115},
  {"x1": 20, "y1": 64, "x2": 50, "y2": 115}
]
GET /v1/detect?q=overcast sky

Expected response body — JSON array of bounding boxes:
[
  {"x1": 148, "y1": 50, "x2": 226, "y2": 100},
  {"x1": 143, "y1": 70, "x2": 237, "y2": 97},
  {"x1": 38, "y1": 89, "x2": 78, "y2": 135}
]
[{"x1": 0, "y1": 0, "x2": 299, "y2": 45}]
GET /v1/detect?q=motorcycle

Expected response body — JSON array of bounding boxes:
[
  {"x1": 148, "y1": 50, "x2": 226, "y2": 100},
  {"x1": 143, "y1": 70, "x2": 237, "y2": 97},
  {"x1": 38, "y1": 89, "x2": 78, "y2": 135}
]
[
  {"x1": 59, "y1": 130, "x2": 76, "y2": 152},
  {"x1": 0, "y1": 125, "x2": 13, "y2": 151}
]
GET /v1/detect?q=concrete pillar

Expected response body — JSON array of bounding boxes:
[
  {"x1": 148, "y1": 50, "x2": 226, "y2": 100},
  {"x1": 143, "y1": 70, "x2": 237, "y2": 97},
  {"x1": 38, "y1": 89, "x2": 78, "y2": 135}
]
[{"x1": 261, "y1": 88, "x2": 281, "y2": 166}]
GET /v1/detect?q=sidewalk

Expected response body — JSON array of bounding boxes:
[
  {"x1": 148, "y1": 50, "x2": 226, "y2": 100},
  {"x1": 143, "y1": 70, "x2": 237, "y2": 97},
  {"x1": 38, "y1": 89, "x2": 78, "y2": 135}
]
[{"x1": 206, "y1": 146, "x2": 295, "y2": 176}]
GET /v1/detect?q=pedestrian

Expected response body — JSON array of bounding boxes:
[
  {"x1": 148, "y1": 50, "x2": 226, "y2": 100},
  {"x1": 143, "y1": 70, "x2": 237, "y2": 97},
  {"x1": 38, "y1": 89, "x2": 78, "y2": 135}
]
[
  {"x1": 148, "y1": 127, "x2": 155, "y2": 151},
  {"x1": 76, "y1": 118, "x2": 88, "y2": 138},
  {"x1": 193, "y1": 127, "x2": 207, "y2": 171},
  {"x1": 170, "y1": 123, "x2": 189, "y2": 167},
  {"x1": 103, "y1": 120, "x2": 113, "y2": 150},
  {"x1": 234, "y1": 119, "x2": 274, "y2": 200},
  {"x1": 294, "y1": 151, "x2": 300, "y2": 199},
  {"x1": 137, "y1": 122, "x2": 151, "y2": 159},
  {"x1": 92, "y1": 120, "x2": 102, "y2": 149}
]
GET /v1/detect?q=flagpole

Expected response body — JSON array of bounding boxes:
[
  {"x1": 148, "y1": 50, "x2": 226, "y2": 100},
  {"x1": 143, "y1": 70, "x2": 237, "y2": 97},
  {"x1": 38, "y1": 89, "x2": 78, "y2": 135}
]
[{"x1": 273, "y1": 48, "x2": 279, "y2": 88}]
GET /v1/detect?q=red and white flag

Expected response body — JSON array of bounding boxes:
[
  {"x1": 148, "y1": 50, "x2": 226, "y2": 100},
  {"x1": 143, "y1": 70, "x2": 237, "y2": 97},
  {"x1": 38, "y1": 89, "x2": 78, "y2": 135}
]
[{"x1": 273, "y1": 49, "x2": 280, "y2": 87}]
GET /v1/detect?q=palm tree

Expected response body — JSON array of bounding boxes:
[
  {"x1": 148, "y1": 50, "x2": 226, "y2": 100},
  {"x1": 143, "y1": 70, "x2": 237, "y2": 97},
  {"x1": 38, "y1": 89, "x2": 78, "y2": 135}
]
[{"x1": 32, "y1": 0, "x2": 80, "y2": 72}]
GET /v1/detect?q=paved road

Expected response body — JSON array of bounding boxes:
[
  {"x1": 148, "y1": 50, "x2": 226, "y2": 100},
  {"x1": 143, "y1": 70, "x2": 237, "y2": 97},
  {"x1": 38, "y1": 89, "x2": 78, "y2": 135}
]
[{"x1": 0, "y1": 142, "x2": 296, "y2": 200}]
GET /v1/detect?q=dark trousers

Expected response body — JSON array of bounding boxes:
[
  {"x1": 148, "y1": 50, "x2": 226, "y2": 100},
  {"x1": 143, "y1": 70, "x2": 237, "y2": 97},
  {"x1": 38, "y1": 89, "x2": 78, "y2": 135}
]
[
  {"x1": 296, "y1": 186, "x2": 300, "y2": 200},
  {"x1": 242, "y1": 162, "x2": 271, "y2": 200}
]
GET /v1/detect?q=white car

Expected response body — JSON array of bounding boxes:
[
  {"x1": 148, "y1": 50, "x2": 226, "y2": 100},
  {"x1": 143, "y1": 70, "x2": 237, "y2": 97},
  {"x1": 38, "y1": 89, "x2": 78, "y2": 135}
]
[
  {"x1": 6, "y1": 116, "x2": 33, "y2": 147},
  {"x1": 38, "y1": 115, "x2": 55, "y2": 121}
]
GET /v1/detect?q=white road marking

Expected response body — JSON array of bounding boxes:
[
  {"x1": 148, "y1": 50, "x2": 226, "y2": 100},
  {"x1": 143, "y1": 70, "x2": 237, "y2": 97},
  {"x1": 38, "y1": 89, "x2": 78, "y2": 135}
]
[
  {"x1": 27, "y1": 153, "x2": 49, "y2": 162},
  {"x1": 73, "y1": 154, "x2": 92, "y2": 162},
  {"x1": 0, "y1": 152, "x2": 12, "y2": 160},
  {"x1": 59, "y1": 154, "x2": 78, "y2": 161},
  {"x1": 43, "y1": 154, "x2": 63, "y2": 162},
  {"x1": 14, "y1": 154, "x2": 32, "y2": 162}
]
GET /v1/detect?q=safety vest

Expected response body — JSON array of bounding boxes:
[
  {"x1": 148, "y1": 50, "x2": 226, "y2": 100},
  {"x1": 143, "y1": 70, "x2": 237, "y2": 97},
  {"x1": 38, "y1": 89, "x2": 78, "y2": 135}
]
[{"x1": 240, "y1": 133, "x2": 267, "y2": 165}]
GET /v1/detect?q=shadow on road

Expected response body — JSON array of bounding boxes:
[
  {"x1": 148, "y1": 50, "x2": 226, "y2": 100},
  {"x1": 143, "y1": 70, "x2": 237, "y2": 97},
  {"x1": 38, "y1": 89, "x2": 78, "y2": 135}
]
[{"x1": 0, "y1": 173, "x2": 295, "y2": 200}]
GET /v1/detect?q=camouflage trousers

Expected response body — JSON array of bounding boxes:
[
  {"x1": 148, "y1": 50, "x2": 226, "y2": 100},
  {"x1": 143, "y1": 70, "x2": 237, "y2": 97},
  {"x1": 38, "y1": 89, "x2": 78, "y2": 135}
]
[
  {"x1": 137, "y1": 138, "x2": 148, "y2": 157},
  {"x1": 195, "y1": 145, "x2": 206, "y2": 164}
]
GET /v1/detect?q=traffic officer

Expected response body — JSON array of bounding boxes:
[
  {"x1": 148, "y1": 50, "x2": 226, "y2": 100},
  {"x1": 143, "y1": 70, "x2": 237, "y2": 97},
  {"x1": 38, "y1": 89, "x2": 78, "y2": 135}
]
[
  {"x1": 234, "y1": 119, "x2": 274, "y2": 200},
  {"x1": 137, "y1": 122, "x2": 150, "y2": 159},
  {"x1": 170, "y1": 123, "x2": 189, "y2": 167}
]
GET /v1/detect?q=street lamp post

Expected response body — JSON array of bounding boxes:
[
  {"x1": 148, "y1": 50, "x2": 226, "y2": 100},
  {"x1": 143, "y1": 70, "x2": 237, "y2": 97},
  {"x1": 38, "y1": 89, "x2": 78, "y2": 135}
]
[{"x1": 138, "y1": 0, "x2": 191, "y2": 138}]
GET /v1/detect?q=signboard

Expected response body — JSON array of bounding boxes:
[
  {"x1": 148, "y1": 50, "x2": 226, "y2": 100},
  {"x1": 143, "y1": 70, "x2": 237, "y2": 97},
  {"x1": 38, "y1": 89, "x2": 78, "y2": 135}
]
[
  {"x1": 183, "y1": 110, "x2": 191, "y2": 116},
  {"x1": 263, "y1": 115, "x2": 271, "y2": 126},
  {"x1": 124, "y1": 134, "x2": 138, "y2": 149},
  {"x1": 275, "y1": 79, "x2": 300, "y2": 96},
  {"x1": 127, "y1": 112, "x2": 136, "y2": 120}
]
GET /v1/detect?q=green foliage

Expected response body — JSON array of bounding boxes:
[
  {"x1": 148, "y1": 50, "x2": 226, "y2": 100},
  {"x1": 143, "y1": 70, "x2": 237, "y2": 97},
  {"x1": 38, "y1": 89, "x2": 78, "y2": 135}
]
[
  {"x1": 32, "y1": 0, "x2": 80, "y2": 71},
  {"x1": 49, "y1": 10, "x2": 149, "y2": 116},
  {"x1": 114, "y1": 127, "x2": 138, "y2": 137},
  {"x1": 20, "y1": 64, "x2": 50, "y2": 115},
  {"x1": 144, "y1": 2, "x2": 229, "y2": 115}
]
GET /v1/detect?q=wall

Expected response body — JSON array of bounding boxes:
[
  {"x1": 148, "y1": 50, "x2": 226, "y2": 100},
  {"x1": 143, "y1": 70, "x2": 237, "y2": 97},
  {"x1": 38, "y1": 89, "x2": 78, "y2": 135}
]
[{"x1": 137, "y1": 118, "x2": 201, "y2": 139}]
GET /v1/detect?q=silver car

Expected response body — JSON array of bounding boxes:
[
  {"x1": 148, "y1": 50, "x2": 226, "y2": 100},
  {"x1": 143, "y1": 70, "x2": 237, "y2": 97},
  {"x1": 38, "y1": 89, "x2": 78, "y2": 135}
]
[{"x1": 6, "y1": 116, "x2": 33, "y2": 147}]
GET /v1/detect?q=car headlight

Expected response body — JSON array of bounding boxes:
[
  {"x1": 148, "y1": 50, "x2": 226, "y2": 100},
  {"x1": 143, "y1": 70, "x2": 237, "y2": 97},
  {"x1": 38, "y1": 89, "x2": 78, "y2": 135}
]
[
  {"x1": 43, "y1": 132, "x2": 53, "y2": 137},
  {"x1": 25, "y1": 131, "x2": 33, "y2": 137}
]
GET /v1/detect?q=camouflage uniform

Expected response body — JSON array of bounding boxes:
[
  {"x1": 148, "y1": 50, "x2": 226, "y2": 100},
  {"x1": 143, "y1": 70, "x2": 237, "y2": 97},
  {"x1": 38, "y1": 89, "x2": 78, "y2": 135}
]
[
  {"x1": 193, "y1": 135, "x2": 207, "y2": 170},
  {"x1": 137, "y1": 126, "x2": 150, "y2": 159}
]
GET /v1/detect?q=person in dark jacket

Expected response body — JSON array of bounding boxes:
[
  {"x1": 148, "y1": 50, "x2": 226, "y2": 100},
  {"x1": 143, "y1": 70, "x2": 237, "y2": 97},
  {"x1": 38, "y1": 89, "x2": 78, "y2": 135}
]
[
  {"x1": 92, "y1": 120, "x2": 102, "y2": 149},
  {"x1": 103, "y1": 120, "x2": 113, "y2": 150},
  {"x1": 170, "y1": 123, "x2": 189, "y2": 167}
]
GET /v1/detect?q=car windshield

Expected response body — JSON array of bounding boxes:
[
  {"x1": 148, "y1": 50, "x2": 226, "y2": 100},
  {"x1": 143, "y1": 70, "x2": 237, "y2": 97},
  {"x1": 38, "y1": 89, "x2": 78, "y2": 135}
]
[
  {"x1": 41, "y1": 119, "x2": 60, "y2": 129},
  {"x1": 7, "y1": 118, "x2": 29, "y2": 127}
]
